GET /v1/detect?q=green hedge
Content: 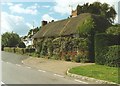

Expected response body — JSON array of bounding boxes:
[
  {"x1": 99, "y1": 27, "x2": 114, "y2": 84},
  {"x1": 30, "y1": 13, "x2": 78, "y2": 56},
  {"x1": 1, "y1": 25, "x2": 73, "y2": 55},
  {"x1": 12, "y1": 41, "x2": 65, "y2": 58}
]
[
  {"x1": 4, "y1": 47, "x2": 15, "y2": 53},
  {"x1": 95, "y1": 33, "x2": 120, "y2": 67},
  {"x1": 105, "y1": 45, "x2": 120, "y2": 67},
  {"x1": 4, "y1": 47, "x2": 35, "y2": 55},
  {"x1": 15, "y1": 48, "x2": 25, "y2": 54}
]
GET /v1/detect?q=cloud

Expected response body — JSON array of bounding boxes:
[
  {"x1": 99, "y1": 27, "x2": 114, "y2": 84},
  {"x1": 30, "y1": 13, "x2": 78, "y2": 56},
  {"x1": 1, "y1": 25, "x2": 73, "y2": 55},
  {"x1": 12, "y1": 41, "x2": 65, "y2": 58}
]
[
  {"x1": 9, "y1": 3, "x2": 38, "y2": 15},
  {"x1": 42, "y1": 5, "x2": 50, "y2": 8},
  {"x1": 41, "y1": 14, "x2": 57, "y2": 22},
  {"x1": 53, "y1": 0, "x2": 118, "y2": 15},
  {"x1": 1, "y1": 2, "x2": 13, "y2": 6},
  {"x1": 26, "y1": 22, "x2": 33, "y2": 29},
  {"x1": 1, "y1": 12, "x2": 30, "y2": 36}
]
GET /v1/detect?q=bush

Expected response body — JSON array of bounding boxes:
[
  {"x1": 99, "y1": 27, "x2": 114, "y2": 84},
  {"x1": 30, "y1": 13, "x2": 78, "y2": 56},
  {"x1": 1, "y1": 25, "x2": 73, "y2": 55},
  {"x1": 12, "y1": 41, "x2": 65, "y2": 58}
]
[
  {"x1": 18, "y1": 41, "x2": 26, "y2": 48},
  {"x1": 74, "y1": 53, "x2": 89, "y2": 63},
  {"x1": 15, "y1": 48, "x2": 25, "y2": 54},
  {"x1": 51, "y1": 54, "x2": 60, "y2": 60},
  {"x1": 106, "y1": 25, "x2": 120, "y2": 35},
  {"x1": 64, "y1": 54, "x2": 71, "y2": 61},
  {"x1": 4, "y1": 47, "x2": 15, "y2": 53},
  {"x1": 74, "y1": 54, "x2": 81, "y2": 62},
  {"x1": 95, "y1": 33, "x2": 120, "y2": 67},
  {"x1": 4, "y1": 47, "x2": 35, "y2": 55},
  {"x1": 25, "y1": 48, "x2": 35, "y2": 53},
  {"x1": 105, "y1": 45, "x2": 120, "y2": 67}
]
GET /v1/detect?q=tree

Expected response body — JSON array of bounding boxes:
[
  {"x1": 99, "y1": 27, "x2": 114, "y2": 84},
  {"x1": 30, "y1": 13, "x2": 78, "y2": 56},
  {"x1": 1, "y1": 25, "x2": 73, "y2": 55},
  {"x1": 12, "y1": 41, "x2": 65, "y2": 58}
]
[
  {"x1": 18, "y1": 41, "x2": 26, "y2": 48},
  {"x1": 2, "y1": 32, "x2": 21, "y2": 47},
  {"x1": 76, "y1": 2, "x2": 117, "y2": 23},
  {"x1": 24, "y1": 27, "x2": 40, "y2": 39}
]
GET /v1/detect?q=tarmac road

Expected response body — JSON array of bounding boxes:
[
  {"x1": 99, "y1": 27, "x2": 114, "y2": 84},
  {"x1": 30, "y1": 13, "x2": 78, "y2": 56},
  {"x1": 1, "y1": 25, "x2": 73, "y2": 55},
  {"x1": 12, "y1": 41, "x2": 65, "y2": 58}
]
[{"x1": 1, "y1": 51, "x2": 88, "y2": 84}]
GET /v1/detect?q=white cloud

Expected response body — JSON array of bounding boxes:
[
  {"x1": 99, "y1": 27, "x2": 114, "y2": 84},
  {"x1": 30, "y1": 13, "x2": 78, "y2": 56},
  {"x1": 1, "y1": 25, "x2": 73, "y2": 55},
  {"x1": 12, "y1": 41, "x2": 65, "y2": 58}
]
[
  {"x1": 41, "y1": 14, "x2": 57, "y2": 22},
  {"x1": 1, "y1": 12, "x2": 30, "y2": 36},
  {"x1": 1, "y1": 2, "x2": 13, "y2": 6},
  {"x1": 53, "y1": 0, "x2": 119, "y2": 15},
  {"x1": 42, "y1": 5, "x2": 50, "y2": 8},
  {"x1": 26, "y1": 22, "x2": 33, "y2": 29},
  {"x1": 9, "y1": 3, "x2": 38, "y2": 15}
]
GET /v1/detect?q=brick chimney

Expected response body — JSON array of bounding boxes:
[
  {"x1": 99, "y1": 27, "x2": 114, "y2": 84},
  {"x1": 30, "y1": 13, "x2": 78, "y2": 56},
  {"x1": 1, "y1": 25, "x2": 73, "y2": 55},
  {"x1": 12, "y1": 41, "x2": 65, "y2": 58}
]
[
  {"x1": 41, "y1": 20, "x2": 47, "y2": 26},
  {"x1": 71, "y1": 10, "x2": 77, "y2": 17}
]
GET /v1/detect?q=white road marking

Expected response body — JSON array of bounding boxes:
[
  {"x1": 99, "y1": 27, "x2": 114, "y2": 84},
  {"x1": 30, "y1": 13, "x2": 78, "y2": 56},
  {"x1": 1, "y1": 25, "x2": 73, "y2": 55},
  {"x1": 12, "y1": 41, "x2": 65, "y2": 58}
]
[
  {"x1": 38, "y1": 70, "x2": 46, "y2": 73},
  {"x1": 74, "y1": 79, "x2": 88, "y2": 84},
  {"x1": 27, "y1": 67, "x2": 31, "y2": 69},
  {"x1": 54, "y1": 74, "x2": 64, "y2": 78},
  {"x1": 16, "y1": 64, "x2": 21, "y2": 67}
]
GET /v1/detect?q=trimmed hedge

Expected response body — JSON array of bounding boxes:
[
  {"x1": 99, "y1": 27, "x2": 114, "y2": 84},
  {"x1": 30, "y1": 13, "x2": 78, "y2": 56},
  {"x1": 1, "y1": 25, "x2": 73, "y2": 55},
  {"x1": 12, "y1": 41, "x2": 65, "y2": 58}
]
[
  {"x1": 105, "y1": 45, "x2": 120, "y2": 67},
  {"x1": 95, "y1": 33, "x2": 120, "y2": 67},
  {"x1": 4, "y1": 47, "x2": 15, "y2": 53},
  {"x1": 4, "y1": 47, "x2": 35, "y2": 55}
]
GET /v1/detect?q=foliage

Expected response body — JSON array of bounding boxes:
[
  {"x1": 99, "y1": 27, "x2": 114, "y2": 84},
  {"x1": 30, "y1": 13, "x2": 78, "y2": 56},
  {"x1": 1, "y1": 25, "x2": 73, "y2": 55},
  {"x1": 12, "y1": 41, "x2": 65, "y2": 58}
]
[
  {"x1": 4, "y1": 47, "x2": 35, "y2": 55},
  {"x1": 78, "y1": 17, "x2": 95, "y2": 35},
  {"x1": 74, "y1": 54, "x2": 81, "y2": 62},
  {"x1": 24, "y1": 27, "x2": 40, "y2": 39},
  {"x1": 95, "y1": 33, "x2": 120, "y2": 67},
  {"x1": 4, "y1": 47, "x2": 15, "y2": 53},
  {"x1": 105, "y1": 45, "x2": 120, "y2": 67},
  {"x1": 51, "y1": 54, "x2": 60, "y2": 60},
  {"x1": 15, "y1": 48, "x2": 25, "y2": 54},
  {"x1": 106, "y1": 24, "x2": 120, "y2": 35},
  {"x1": 2, "y1": 32, "x2": 21, "y2": 47},
  {"x1": 63, "y1": 54, "x2": 71, "y2": 61},
  {"x1": 69, "y1": 64, "x2": 119, "y2": 83},
  {"x1": 76, "y1": 2, "x2": 117, "y2": 23},
  {"x1": 18, "y1": 41, "x2": 26, "y2": 48}
]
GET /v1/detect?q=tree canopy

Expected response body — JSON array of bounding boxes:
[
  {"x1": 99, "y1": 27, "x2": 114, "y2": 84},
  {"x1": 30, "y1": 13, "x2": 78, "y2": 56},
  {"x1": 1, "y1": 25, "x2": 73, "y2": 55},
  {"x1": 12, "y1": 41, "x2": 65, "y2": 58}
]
[
  {"x1": 2, "y1": 32, "x2": 25, "y2": 48},
  {"x1": 23, "y1": 27, "x2": 40, "y2": 40},
  {"x1": 106, "y1": 24, "x2": 120, "y2": 35},
  {"x1": 76, "y1": 2, "x2": 117, "y2": 23}
]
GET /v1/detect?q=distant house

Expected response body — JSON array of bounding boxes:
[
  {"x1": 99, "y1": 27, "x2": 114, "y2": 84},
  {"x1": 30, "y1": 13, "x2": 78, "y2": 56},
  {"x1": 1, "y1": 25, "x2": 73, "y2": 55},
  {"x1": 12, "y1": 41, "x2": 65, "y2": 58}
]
[{"x1": 32, "y1": 13, "x2": 111, "y2": 62}]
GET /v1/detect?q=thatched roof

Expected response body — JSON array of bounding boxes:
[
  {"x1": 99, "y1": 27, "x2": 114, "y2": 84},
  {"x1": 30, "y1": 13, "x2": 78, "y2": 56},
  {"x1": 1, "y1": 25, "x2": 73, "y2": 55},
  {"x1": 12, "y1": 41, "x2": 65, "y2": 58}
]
[{"x1": 33, "y1": 13, "x2": 110, "y2": 38}]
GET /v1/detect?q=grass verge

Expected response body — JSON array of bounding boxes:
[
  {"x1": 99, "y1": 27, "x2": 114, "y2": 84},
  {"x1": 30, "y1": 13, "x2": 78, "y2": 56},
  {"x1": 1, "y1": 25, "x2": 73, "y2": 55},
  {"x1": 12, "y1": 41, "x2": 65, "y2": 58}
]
[{"x1": 69, "y1": 64, "x2": 119, "y2": 84}]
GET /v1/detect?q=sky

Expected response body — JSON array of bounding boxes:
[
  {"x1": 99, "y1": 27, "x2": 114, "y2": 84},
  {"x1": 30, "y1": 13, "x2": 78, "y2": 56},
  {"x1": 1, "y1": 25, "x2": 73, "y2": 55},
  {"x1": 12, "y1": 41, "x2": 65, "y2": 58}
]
[{"x1": 1, "y1": 0, "x2": 119, "y2": 36}]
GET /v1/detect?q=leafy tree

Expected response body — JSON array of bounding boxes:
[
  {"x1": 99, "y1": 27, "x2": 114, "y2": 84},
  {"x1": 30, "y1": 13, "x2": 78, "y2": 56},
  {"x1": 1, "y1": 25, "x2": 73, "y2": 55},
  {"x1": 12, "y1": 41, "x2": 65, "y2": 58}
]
[
  {"x1": 76, "y1": 2, "x2": 117, "y2": 23},
  {"x1": 78, "y1": 17, "x2": 95, "y2": 35},
  {"x1": 18, "y1": 41, "x2": 26, "y2": 48},
  {"x1": 106, "y1": 24, "x2": 120, "y2": 35},
  {"x1": 2, "y1": 32, "x2": 21, "y2": 47},
  {"x1": 24, "y1": 27, "x2": 40, "y2": 40}
]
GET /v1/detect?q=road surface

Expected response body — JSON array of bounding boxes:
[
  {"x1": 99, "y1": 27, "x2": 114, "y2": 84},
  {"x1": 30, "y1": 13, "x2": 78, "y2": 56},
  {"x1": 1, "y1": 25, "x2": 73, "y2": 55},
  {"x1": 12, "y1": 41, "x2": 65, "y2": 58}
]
[{"x1": 1, "y1": 51, "x2": 89, "y2": 84}]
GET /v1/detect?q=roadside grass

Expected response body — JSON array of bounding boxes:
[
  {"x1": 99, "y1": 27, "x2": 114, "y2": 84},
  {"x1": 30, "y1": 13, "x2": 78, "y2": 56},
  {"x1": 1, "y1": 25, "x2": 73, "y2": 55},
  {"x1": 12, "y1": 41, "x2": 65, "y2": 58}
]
[{"x1": 69, "y1": 64, "x2": 119, "y2": 84}]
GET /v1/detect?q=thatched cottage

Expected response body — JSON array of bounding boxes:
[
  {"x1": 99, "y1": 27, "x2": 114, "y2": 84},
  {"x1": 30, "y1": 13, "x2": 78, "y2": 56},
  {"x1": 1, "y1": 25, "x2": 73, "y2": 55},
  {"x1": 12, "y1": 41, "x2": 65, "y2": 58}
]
[{"x1": 32, "y1": 13, "x2": 110, "y2": 62}]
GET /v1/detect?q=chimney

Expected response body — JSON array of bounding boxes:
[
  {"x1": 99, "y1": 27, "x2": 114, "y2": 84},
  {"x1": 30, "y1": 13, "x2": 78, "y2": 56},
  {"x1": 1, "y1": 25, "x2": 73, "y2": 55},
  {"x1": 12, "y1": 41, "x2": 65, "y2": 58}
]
[
  {"x1": 71, "y1": 10, "x2": 77, "y2": 17},
  {"x1": 41, "y1": 20, "x2": 47, "y2": 26}
]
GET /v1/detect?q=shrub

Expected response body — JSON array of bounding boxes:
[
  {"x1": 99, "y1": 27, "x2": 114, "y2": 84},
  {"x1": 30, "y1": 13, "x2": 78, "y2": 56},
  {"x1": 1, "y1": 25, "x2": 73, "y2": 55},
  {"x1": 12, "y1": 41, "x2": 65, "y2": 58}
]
[
  {"x1": 105, "y1": 45, "x2": 120, "y2": 67},
  {"x1": 64, "y1": 54, "x2": 71, "y2": 61},
  {"x1": 18, "y1": 41, "x2": 26, "y2": 48},
  {"x1": 4, "y1": 47, "x2": 15, "y2": 53},
  {"x1": 51, "y1": 54, "x2": 60, "y2": 60},
  {"x1": 106, "y1": 25, "x2": 120, "y2": 35},
  {"x1": 74, "y1": 54, "x2": 81, "y2": 62},
  {"x1": 95, "y1": 33, "x2": 120, "y2": 67},
  {"x1": 15, "y1": 48, "x2": 25, "y2": 54}
]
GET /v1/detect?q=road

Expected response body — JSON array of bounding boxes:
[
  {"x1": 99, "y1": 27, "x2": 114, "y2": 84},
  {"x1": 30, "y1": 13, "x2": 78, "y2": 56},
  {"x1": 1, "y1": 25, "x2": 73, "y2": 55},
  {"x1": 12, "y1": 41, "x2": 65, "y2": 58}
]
[{"x1": 1, "y1": 51, "x2": 89, "y2": 84}]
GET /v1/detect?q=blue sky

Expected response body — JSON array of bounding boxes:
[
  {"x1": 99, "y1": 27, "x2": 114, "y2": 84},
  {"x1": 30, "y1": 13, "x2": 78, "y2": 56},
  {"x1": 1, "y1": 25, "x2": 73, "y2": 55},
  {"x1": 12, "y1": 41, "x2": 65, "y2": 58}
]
[{"x1": 1, "y1": 0, "x2": 119, "y2": 36}]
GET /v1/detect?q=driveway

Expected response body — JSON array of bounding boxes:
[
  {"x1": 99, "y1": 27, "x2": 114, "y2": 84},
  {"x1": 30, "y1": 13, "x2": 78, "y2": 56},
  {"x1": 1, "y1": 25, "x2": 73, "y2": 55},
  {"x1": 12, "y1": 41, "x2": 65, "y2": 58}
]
[{"x1": 23, "y1": 57, "x2": 94, "y2": 75}]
